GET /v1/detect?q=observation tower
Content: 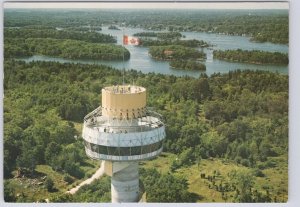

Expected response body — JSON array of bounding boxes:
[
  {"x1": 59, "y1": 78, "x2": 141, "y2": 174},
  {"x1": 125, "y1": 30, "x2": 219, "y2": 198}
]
[{"x1": 82, "y1": 85, "x2": 165, "y2": 202}]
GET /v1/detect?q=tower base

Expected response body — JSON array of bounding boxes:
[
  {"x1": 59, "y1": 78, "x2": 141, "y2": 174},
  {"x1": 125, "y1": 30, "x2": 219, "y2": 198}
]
[{"x1": 110, "y1": 162, "x2": 139, "y2": 203}]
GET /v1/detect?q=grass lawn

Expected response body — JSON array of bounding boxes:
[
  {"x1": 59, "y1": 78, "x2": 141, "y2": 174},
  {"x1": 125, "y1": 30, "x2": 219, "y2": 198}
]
[{"x1": 139, "y1": 152, "x2": 176, "y2": 174}]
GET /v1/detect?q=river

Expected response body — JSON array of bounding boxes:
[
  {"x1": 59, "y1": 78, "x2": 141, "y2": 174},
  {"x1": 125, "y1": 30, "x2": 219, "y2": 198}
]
[{"x1": 17, "y1": 26, "x2": 288, "y2": 77}]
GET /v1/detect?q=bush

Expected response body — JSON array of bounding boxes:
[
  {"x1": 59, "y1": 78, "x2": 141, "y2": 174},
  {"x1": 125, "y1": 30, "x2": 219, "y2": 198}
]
[
  {"x1": 265, "y1": 160, "x2": 277, "y2": 168},
  {"x1": 253, "y1": 169, "x2": 265, "y2": 177},
  {"x1": 170, "y1": 160, "x2": 180, "y2": 172},
  {"x1": 63, "y1": 174, "x2": 74, "y2": 184},
  {"x1": 64, "y1": 162, "x2": 85, "y2": 179},
  {"x1": 240, "y1": 159, "x2": 251, "y2": 167},
  {"x1": 234, "y1": 156, "x2": 242, "y2": 164},
  {"x1": 45, "y1": 177, "x2": 54, "y2": 192},
  {"x1": 4, "y1": 181, "x2": 16, "y2": 202}
]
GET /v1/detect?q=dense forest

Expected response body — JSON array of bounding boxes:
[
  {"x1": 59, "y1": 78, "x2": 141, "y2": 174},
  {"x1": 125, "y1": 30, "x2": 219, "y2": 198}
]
[
  {"x1": 149, "y1": 45, "x2": 206, "y2": 60},
  {"x1": 4, "y1": 27, "x2": 129, "y2": 60},
  {"x1": 139, "y1": 38, "x2": 209, "y2": 48},
  {"x1": 133, "y1": 31, "x2": 210, "y2": 47},
  {"x1": 4, "y1": 59, "x2": 288, "y2": 202},
  {"x1": 133, "y1": 31, "x2": 183, "y2": 39},
  {"x1": 170, "y1": 60, "x2": 206, "y2": 71},
  {"x1": 4, "y1": 9, "x2": 288, "y2": 44},
  {"x1": 4, "y1": 28, "x2": 116, "y2": 43},
  {"x1": 213, "y1": 49, "x2": 289, "y2": 65}
]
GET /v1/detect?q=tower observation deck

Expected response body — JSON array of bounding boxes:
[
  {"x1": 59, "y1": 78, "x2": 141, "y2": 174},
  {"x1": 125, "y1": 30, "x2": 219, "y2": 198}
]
[{"x1": 82, "y1": 85, "x2": 165, "y2": 202}]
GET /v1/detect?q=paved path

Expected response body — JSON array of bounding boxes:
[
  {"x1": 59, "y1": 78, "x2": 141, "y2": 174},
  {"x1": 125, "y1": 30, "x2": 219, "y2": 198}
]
[{"x1": 66, "y1": 161, "x2": 105, "y2": 195}]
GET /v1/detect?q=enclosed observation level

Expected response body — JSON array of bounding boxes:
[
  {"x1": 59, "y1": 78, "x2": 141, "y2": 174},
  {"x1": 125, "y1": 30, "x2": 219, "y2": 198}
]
[{"x1": 82, "y1": 85, "x2": 165, "y2": 202}]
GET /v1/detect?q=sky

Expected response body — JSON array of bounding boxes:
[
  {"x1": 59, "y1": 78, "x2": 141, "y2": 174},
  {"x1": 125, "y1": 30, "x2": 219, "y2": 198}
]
[{"x1": 4, "y1": 1, "x2": 289, "y2": 10}]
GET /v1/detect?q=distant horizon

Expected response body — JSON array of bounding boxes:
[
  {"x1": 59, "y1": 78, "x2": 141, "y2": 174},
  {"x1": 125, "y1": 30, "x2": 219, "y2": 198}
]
[{"x1": 4, "y1": 2, "x2": 289, "y2": 10}]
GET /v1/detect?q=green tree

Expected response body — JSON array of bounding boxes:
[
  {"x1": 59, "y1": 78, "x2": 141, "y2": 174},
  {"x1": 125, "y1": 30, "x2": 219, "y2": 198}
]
[
  {"x1": 45, "y1": 177, "x2": 55, "y2": 192},
  {"x1": 16, "y1": 138, "x2": 38, "y2": 175},
  {"x1": 4, "y1": 181, "x2": 16, "y2": 202},
  {"x1": 229, "y1": 169, "x2": 254, "y2": 202},
  {"x1": 140, "y1": 168, "x2": 197, "y2": 202}
]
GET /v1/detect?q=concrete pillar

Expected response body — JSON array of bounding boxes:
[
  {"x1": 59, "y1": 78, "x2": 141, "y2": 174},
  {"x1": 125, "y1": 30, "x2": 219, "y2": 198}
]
[{"x1": 111, "y1": 162, "x2": 139, "y2": 203}]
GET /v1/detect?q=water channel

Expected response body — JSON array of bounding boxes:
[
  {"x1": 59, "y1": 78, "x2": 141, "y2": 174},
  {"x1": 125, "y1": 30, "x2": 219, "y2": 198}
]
[{"x1": 18, "y1": 26, "x2": 289, "y2": 77}]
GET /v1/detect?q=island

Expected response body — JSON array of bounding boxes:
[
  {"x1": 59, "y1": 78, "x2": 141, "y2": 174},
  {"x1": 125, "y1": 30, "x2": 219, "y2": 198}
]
[
  {"x1": 133, "y1": 31, "x2": 182, "y2": 39},
  {"x1": 108, "y1": 25, "x2": 120, "y2": 30},
  {"x1": 170, "y1": 60, "x2": 206, "y2": 71},
  {"x1": 149, "y1": 45, "x2": 206, "y2": 60},
  {"x1": 5, "y1": 37, "x2": 130, "y2": 60},
  {"x1": 213, "y1": 49, "x2": 289, "y2": 65},
  {"x1": 139, "y1": 39, "x2": 210, "y2": 48}
]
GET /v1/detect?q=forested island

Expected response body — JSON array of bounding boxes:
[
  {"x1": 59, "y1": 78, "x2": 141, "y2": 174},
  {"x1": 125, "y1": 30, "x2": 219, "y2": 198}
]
[
  {"x1": 133, "y1": 31, "x2": 183, "y2": 39},
  {"x1": 5, "y1": 38, "x2": 130, "y2": 60},
  {"x1": 213, "y1": 49, "x2": 289, "y2": 65},
  {"x1": 149, "y1": 45, "x2": 206, "y2": 60},
  {"x1": 4, "y1": 28, "x2": 114, "y2": 43},
  {"x1": 170, "y1": 60, "x2": 206, "y2": 71},
  {"x1": 4, "y1": 27, "x2": 128, "y2": 60},
  {"x1": 4, "y1": 60, "x2": 288, "y2": 203},
  {"x1": 133, "y1": 31, "x2": 208, "y2": 47},
  {"x1": 108, "y1": 25, "x2": 120, "y2": 30},
  {"x1": 139, "y1": 38, "x2": 209, "y2": 47},
  {"x1": 135, "y1": 32, "x2": 209, "y2": 71}
]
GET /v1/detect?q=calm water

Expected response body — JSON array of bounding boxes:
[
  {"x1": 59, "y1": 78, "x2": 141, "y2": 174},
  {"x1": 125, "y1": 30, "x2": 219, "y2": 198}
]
[{"x1": 18, "y1": 27, "x2": 288, "y2": 77}]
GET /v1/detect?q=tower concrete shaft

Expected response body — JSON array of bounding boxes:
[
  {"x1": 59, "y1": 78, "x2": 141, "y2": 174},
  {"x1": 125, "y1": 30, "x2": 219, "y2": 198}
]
[
  {"x1": 111, "y1": 162, "x2": 139, "y2": 202},
  {"x1": 82, "y1": 85, "x2": 165, "y2": 203}
]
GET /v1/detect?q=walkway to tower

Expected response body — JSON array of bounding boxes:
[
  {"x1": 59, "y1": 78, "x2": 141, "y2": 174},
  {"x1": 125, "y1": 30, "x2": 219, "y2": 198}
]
[{"x1": 66, "y1": 161, "x2": 105, "y2": 195}]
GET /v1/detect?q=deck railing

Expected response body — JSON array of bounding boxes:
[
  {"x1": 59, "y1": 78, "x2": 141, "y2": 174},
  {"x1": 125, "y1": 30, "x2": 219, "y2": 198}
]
[{"x1": 83, "y1": 106, "x2": 164, "y2": 133}]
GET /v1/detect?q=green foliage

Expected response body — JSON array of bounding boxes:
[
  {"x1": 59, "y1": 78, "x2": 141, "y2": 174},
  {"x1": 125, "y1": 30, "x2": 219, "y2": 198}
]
[
  {"x1": 108, "y1": 25, "x2": 120, "y2": 30},
  {"x1": 72, "y1": 176, "x2": 111, "y2": 202},
  {"x1": 4, "y1": 28, "x2": 116, "y2": 43},
  {"x1": 16, "y1": 137, "x2": 39, "y2": 174},
  {"x1": 4, "y1": 9, "x2": 288, "y2": 44},
  {"x1": 140, "y1": 168, "x2": 198, "y2": 202},
  {"x1": 213, "y1": 49, "x2": 288, "y2": 65},
  {"x1": 50, "y1": 194, "x2": 74, "y2": 202},
  {"x1": 45, "y1": 141, "x2": 85, "y2": 178},
  {"x1": 5, "y1": 38, "x2": 129, "y2": 60},
  {"x1": 3, "y1": 9, "x2": 288, "y2": 203},
  {"x1": 45, "y1": 177, "x2": 55, "y2": 192},
  {"x1": 4, "y1": 59, "x2": 288, "y2": 202},
  {"x1": 140, "y1": 38, "x2": 209, "y2": 47},
  {"x1": 170, "y1": 60, "x2": 206, "y2": 71},
  {"x1": 63, "y1": 174, "x2": 74, "y2": 184},
  {"x1": 4, "y1": 180, "x2": 17, "y2": 202},
  {"x1": 149, "y1": 45, "x2": 206, "y2": 60},
  {"x1": 229, "y1": 169, "x2": 272, "y2": 202},
  {"x1": 134, "y1": 31, "x2": 182, "y2": 40},
  {"x1": 253, "y1": 168, "x2": 265, "y2": 177},
  {"x1": 229, "y1": 169, "x2": 254, "y2": 202},
  {"x1": 171, "y1": 148, "x2": 196, "y2": 172},
  {"x1": 133, "y1": 32, "x2": 158, "y2": 37},
  {"x1": 63, "y1": 162, "x2": 85, "y2": 179},
  {"x1": 45, "y1": 142, "x2": 62, "y2": 168}
]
